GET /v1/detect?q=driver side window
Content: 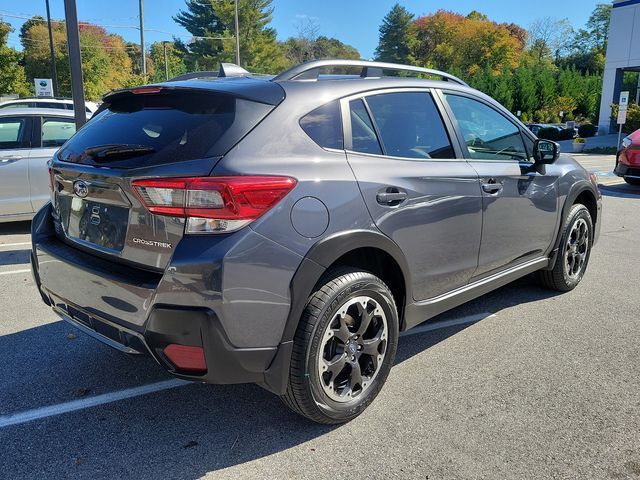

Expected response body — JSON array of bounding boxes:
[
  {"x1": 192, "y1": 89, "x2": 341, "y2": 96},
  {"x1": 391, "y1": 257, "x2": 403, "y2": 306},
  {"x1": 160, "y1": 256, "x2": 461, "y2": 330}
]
[{"x1": 445, "y1": 94, "x2": 528, "y2": 162}]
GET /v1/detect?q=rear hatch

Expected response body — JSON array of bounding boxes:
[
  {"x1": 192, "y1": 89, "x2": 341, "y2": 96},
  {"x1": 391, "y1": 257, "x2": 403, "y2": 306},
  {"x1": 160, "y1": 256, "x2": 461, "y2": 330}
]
[{"x1": 50, "y1": 80, "x2": 284, "y2": 271}]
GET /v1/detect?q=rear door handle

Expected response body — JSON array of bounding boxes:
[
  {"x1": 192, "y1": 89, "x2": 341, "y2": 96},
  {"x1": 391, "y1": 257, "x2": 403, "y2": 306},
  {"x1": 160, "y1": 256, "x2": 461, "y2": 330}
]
[
  {"x1": 376, "y1": 188, "x2": 407, "y2": 206},
  {"x1": 481, "y1": 179, "x2": 503, "y2": 194}
]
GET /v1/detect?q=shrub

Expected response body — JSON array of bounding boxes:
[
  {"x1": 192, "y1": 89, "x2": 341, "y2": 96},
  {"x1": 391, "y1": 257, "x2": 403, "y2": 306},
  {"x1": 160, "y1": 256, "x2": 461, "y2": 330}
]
[
  {"x1": 537, "y1": 127, "x2": 559, "y2": 140},
  {"x1": 578, "y1": 123, "x2": 598, "y2": 137},
  {"x1": 611, "y1": 103, "x2": 640, "y2": 133},
  {"x1": 557, "y1": 128, "x2": 576, "y2": 141}
]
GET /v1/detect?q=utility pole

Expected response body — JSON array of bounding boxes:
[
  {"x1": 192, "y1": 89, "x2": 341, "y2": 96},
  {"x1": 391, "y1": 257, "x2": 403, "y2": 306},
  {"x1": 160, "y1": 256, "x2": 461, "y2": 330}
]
[
  {"x1": 45, "y1": 0, "x2": 58, "y2": 96},
  {"x1": 63, "y1": 0, "x2": 86, "y2": 128},
  {"x1": 139, "y1": 0, "x2": 146, "y2": 77},
  {"x1": 163, "y1": 41, "x2": 169, "y2": 80},
  {"x1": 234, "y1": 0, "x2": 240, "y2": 65}
]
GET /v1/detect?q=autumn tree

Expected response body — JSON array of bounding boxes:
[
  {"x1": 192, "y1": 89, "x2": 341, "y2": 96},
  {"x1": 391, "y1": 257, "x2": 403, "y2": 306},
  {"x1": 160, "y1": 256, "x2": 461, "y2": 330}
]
[
  {"x1": 21, "y1": 18, "x2": 134, "y2": 100},
  {"x1": 375, "y1": 3, "x2": 414, "y2": 63}
]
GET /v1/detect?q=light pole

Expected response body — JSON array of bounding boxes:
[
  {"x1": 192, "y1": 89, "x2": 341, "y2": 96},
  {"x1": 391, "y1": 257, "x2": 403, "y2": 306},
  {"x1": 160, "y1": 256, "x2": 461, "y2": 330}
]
[
  {"x1": 139, "y1": 0, "x2": 146, "y2": 77},
  {"x1": 234, "y1": 0, "x2": 240, "y2": 65},
  {"x1": 45, "y1": 0, "x2": 58, "y2": 96},
  {"x1": 63, "y1": 0, "x2": 86, "y2": 128},
  {"x1": 163, "y1": 41, "x2": 169, "y2": 80}
]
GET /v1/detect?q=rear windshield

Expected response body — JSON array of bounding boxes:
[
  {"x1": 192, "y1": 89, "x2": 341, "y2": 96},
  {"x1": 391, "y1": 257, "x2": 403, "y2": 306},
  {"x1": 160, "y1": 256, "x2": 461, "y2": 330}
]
[{"x1": 57, "y1": 90, "x2": 273, "y2": 168}]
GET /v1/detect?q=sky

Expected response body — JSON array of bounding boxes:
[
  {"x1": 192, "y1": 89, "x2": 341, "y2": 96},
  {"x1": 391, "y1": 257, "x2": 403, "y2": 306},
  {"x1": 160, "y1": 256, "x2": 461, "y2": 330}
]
[{"x1": 0, "y1": 0, "x2": 606, "y2": 59}]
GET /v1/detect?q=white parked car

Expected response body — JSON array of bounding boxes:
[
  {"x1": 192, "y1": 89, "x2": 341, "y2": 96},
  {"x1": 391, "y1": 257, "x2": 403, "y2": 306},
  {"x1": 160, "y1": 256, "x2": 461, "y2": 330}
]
[
  {"x1": 0, "y1": 97, "x2": 99, "y2": 115},
  {"x1": 0, "y1": 108, "x2": 78, "y2": 222}
]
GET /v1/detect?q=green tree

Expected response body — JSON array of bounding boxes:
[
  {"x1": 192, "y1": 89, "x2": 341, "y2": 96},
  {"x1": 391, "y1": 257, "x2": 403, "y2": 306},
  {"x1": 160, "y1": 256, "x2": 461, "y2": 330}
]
[
  {"x1": 149, "y1": 42, "x2": 187, "y2": 82},
  {"x1": 174, "y1": 0, "x2": 285, "y2": 73},
  {"x1": 375, "y1": 3, "x2": 414, "y2": 63},
  {"x1": 573, "y1": 3, "x2": 612, "y2": 54},
  {"x1": 513, "y1": 64, "x2": 538, "y2": 115},
  {"x1": 0, "y1": 19, "x2": 31, "y2": 96}
]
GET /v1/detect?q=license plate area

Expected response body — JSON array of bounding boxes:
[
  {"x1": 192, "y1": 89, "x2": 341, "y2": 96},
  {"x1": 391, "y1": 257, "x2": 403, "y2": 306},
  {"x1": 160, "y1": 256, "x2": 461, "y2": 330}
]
[{"x1": 57, "y1": 195, "x2": 129, "y2": 251}]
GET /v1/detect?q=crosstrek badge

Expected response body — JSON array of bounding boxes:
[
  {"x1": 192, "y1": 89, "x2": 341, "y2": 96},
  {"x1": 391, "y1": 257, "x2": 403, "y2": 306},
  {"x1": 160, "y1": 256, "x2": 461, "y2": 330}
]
[{"x1": 132, "y1": 237, "x2": 173, "y2": 249}]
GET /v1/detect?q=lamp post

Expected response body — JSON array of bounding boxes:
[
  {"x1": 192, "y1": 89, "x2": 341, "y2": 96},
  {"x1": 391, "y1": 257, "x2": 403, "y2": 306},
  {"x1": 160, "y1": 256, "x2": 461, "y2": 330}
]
[
  {"x1": 45, "y1": 0, "x2": 58, "y2": 96},
  {"x1": 234, "y1": 0, "x2": 240, "y2": 65},
  {"x1": 163, "y1": 41, "x2": 169, "y2": 80}
]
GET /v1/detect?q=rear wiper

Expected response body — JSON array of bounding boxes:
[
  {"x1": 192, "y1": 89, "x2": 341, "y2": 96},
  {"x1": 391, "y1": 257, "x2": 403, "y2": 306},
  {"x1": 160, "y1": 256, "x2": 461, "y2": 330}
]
[{"x1": 84, "y1": 144, "x2": 155, "y2": 160}]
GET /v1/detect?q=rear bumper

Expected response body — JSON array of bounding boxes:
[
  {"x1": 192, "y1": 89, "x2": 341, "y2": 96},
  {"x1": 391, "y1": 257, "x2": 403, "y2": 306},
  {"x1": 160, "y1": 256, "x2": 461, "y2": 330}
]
[
  {"x1": 614, "y1": 162, "x2": 640, "y2": 180},
  {"x1": 30, "y1": 203, "x2": 300, "y2": 392}
]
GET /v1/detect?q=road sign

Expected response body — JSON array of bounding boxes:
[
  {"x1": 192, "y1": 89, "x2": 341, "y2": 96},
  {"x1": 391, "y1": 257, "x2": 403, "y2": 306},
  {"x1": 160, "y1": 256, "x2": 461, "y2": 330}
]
[
  {"x1": 617, "y1": 108, "x2": 628, "y2": 125},
  {"x1": 34, "y1": 78, "x2": 53, "y2": 97},
  {"x1": 619, "y1": 91, "x2": 630, "y2": 110}
]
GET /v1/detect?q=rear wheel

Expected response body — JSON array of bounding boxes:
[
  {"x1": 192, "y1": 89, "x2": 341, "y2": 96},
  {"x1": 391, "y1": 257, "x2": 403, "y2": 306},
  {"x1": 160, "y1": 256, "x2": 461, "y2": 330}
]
[
  {"x1": 281, "y1": 269, "x2": 399, "y2": 424},
  {"x1": 537, "y1": 203, "x2": 593, "y2": 292}
]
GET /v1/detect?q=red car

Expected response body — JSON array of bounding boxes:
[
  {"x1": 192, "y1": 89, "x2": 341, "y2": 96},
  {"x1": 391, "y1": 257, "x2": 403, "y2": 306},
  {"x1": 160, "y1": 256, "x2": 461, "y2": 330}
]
[{"x1": 616, "y1": 129, "x2": 640, "y2": 185}]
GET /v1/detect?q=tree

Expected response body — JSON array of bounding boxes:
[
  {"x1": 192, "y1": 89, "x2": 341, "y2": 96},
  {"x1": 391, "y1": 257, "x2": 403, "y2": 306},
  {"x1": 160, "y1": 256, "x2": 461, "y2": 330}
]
[
  {"x1": 528, "y1": 17, "x2": 573, "y2": 61},
  {"x1": 573, "y1": 3, "x2": 612, "y2": 54},
  {"x1": 174, "y1": 0, "x2": 286, "y2": 73},
  {"x1": 281, "y1": 18, "x2": 360, "y2": 67},
  {"x1": 375, "y1": 3, "x2": 414, "y2": 63},
  {"x1": 149, "y1": 42, "x2": 187, "y2": 82},
  {"x1": 0, "y1": 19, "x2": 31, "y2": 96},
  {"x1": 513, "y1": 64, "x2": 538, "y2": 115},
  {"x1": 21, "y1": 18, "x2": 134, "y2": 100},
  {"x1": 412, "y1": 10, "x2": 525, "y2": 75}
]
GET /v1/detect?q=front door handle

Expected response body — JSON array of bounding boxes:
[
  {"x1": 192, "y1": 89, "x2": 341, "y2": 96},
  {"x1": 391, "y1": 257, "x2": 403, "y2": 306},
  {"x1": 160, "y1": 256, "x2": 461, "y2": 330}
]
[
  {"x1": 376, "y1": 188, "x2": 407, "y2": 206},
  {"x1": 481, "y1": 178, "x2": 503, "y2": 194}
]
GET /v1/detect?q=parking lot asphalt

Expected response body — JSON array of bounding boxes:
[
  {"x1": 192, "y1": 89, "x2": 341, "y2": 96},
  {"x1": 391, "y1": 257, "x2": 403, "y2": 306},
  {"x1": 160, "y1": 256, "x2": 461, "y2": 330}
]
[{"x1": 1, "y1": 155, "x2": 639, "y2": 480}]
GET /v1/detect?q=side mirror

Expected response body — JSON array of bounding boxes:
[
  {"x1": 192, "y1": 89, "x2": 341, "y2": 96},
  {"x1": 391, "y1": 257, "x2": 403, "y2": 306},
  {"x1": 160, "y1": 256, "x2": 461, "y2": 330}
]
[{"x1": 533, "y1": 139, "x2": 560, "y2": 164}]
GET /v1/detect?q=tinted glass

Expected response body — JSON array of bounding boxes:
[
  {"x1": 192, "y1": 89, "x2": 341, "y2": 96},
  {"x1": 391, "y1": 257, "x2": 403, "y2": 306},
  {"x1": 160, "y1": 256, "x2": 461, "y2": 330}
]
[
  {"x1": 42, "y1": 117, "x2": 76, "y2": 147},
  {"x1": 349, "y1": 99, "x2": 382, "y2": 155},
  {"x1": 445, "y1": 94, "x2": 528, "y2": 161},
  {"x1": 365, "y1": 92, "x2": 454, "y2": 159},
  {"x1": 57, "y1": 91, "x2": 273, "y2": 168},
  {"x1": 0, "y1": 118, "x2": 26, "y2": 149},
  {"x1": 37, "y1": 102, "x2": 66, "y2": 110},
  {"x1": 0, "y1": 102, "x2": 28, "y2": 109},
  {"x1": 300, "y1": 100, "x2": 343, "y2": 150}
]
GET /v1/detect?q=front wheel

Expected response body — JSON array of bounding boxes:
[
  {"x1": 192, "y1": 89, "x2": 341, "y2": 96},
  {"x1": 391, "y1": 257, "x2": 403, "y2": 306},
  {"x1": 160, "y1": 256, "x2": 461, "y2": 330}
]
[
  {"x1": 537, "y1": 203, "x2": 593, "y2": 292},
  {"x1": 281, "y1": 269, "x2": 399, "y2": 424}
]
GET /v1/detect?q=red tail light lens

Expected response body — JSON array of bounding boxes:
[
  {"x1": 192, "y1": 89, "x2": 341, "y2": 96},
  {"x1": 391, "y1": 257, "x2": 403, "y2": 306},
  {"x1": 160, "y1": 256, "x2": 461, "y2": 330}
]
[
  {"x1": 132, "y1": 176, "x2": 297, "y2": 234},
  {"x1": 48, "y1": 167, "x2": 54, "y2": 192}
]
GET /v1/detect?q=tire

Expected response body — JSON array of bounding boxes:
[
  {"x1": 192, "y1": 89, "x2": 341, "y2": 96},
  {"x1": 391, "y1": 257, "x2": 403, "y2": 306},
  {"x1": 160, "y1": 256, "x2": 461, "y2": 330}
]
[
  {"x1": 281, "y1": 268, "x2": 399, "y2": 424},
  {"x1": 624, "y1": 177, "x2": 640, "y2": 186},
  {"x1": 537, "y1": 203, "x2": 593, "y2": 292}
]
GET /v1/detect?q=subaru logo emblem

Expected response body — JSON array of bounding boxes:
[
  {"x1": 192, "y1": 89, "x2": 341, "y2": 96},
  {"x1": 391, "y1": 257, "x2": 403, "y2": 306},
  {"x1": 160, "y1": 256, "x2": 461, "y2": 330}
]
[{"x1": 73, "y1": 180, "x2": 89, "y2": 198}]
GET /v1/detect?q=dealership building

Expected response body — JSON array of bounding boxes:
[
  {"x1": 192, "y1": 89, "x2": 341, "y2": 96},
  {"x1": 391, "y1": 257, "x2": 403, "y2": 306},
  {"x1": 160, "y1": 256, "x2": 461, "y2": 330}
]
[{"x1": 598, "y1": 0, "x2": 640, "y2": 133}]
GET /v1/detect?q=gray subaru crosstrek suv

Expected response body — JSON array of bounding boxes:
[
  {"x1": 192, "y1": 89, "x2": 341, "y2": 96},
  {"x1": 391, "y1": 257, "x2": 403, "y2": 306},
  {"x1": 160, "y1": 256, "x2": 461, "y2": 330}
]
[{"x1": 31, "y1": 60, "x2": 601, "y2": 424}]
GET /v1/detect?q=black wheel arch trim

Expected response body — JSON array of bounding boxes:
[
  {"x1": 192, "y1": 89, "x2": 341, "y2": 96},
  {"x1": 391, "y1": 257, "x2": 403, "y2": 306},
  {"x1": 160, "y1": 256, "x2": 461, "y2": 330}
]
[
  {"x1": 262, "y1": 229, "x2": 411, "y2": 395},
  {"x1": 545, "y1": 180, "x2": 599, "y2": 270}
]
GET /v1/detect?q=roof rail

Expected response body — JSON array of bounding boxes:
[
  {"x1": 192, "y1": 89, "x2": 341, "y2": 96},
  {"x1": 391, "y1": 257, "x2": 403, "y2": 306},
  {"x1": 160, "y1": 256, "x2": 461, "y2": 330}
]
[
  {"x1": 169, "y1": 63, "x2": 250, "y2": 82},
  {"x1": 272, "y1": 60, "x2": 469, "y2": 86}
]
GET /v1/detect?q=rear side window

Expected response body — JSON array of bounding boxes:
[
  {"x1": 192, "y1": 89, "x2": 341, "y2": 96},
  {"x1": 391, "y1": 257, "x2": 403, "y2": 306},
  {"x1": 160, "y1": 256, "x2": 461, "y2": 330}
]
[
  {"x1": 57, "y1": 90, "x2": 274, "y2": 168},
  {"x1": 42, "y1": 117, "x2": 76, "y2": 147},
  {"x1": 349, "y1": 99, "x2": 382, "y2": 155},
  {"x1": 0, "y1": 117, "x2": 27, "y2": 149},
  {"x1": 300, "y1": 100, "x2": 343, "y2": 150},
  {"x1": 365, "y1": 92, "x2": 454, "y2": 159}
]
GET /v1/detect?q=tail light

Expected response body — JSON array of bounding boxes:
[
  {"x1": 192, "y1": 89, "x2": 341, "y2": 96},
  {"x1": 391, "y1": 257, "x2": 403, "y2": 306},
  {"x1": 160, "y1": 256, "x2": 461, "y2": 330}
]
[
  {"x1": 132, "y1": 176, "x2": 297, "y2": 234},
  {"x1": 48, "y1": 167, "x2": 54, "y2": 192}
]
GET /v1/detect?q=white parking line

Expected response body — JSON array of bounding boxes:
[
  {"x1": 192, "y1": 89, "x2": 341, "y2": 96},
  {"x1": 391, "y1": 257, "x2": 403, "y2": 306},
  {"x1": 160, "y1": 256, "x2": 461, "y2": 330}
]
[
  {"x1": 0, "y1": 268, "x2": 31, "y2": 276},
  {"x1": 400, "y1": 312, "x2": 495, "y2": 337},
  {"x1": 0, "y1": 313, "x2": 493, "y2": 428},
  {"x1": 0, "y1": 242, "x2": 31, "y2": 248},
  {"x1": 0, "y1": 379, "x2": 189, "y2": 429}
]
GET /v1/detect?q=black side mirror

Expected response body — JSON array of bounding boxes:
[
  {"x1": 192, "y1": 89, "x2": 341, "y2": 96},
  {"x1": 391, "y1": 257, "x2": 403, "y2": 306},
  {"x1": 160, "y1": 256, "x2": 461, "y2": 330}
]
[{"x1": 533, "y1": 139, "x2": 560, "y2": 164}]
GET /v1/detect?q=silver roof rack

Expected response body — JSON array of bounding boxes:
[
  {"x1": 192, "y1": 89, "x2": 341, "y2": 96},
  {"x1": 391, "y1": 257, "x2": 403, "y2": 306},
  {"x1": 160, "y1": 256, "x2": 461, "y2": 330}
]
[{"x1": 272, "y1": 60, "x2": 469, "y2": 86}]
